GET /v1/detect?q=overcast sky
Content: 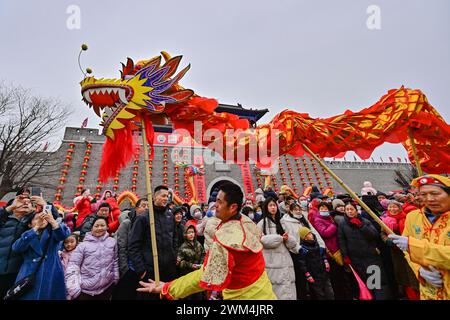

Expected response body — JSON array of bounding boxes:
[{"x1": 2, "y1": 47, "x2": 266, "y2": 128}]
[{"x1": 1, "y1": 0, "x2": 448, "y2": 160}]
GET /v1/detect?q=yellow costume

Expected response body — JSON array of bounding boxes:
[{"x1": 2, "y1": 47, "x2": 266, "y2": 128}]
[
  {"x1": 161, "y1": 214, "x2": 276, "y2": 300},
  {"x1": 402, "y1": 174, "x2": 450, "y2": 300}
]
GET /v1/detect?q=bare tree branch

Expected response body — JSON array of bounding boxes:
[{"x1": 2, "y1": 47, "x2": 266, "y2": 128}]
[{"x1": 0, "y1": 83, "x2": 73, "y2": 198}]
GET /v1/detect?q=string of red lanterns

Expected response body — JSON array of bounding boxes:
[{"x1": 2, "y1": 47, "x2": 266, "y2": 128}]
[
  {"x1": 162, "y1": 147, "x2": 169, "y2": 186},
  {"x1": 75, "y1": 143, "x2": 92, "y2": 196},
  {"x1": 321, "y1": 161, "x2": 334, "y2": 189},
  {"x1": 294, "y1": 157, "x2": 308, "y2": 189},
  {"x1": 309, "y1": 157, "x2": 324, "y2": 191},
  {"x1": 285, "y1": 155, "x2": 298, "y2": 194},
  {"x1": 255, "y1": 174, "x2": 263, "y2": 189},
  {"x1": 95, "y1": 178, "x2": 103, "y2": 200},
  {"x1": 301, "y1": 156, "x2": 314, "y2": 186},
  {"x1": 54, "y1": 142, "x2": 76, "y2": 202},
  {"x1": 173, "y1": 148, "x2": 180, "y2": 195},
  {"x1": 113, "y1": 170, "x2": 120, "y2": 193},
  {"x1": 182, "y1": 149, "x2": 191, "y2": 199},
  {"x1": 131, "y1": 151, "x2": 140, "y2": 194}
]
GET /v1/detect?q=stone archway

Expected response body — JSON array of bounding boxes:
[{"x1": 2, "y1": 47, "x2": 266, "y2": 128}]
[{"x1": 206, "y1": 176, "x2": 244, "y2": 203}]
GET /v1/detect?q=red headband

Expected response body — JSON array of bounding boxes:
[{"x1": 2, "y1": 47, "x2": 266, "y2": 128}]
[{"x1": 417, "y1": 176, "x2": 445, "y2": 188}]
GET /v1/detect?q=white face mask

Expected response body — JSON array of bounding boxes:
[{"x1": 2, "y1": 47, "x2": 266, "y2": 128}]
[
  {"x1": 248, "y1": 213, "x2": 255, "y2": 220},
  {"x1": 300, "y1": 201, "x2": 308, "y2": 208},
  {"x1": 193, "y1": 211, "x2": 203, "y2": 220},
  {"x1": 320, "y1": 211, "x2": 330, "y2": 217}
]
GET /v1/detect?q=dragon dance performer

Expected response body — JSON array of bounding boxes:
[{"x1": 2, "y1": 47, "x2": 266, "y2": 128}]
[
  {"x1": 389, "y1": 174, "x2": 450, "y2": 300},
  {"x1": 137, "y1": 182, "x2": 276, "y2": 300}
]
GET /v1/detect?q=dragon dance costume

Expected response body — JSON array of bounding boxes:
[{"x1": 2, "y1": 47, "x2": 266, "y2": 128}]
[
  {"x1": 402, "y1": 174, "x2": 450, "y2": 300},
  {"x1": 160, "y1": 214, "x2": 276, "y2": 300}
]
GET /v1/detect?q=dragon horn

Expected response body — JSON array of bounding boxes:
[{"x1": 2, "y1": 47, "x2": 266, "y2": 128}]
[{"x1": 161, "y1": 51, "x2": 172, "y2": 62}]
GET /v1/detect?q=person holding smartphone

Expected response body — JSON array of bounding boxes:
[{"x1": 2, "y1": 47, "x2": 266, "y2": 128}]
[
  {"x1": 11, "y1": 203, "x2": 70, "y2": 300},
  {"x1": 0, "y1": 195, "x2": 34, "y2": 298}
]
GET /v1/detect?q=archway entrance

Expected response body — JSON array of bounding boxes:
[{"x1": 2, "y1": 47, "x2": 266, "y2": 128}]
[{"x1": 206, "y1": 177, "x2": 244, "y2": 203}]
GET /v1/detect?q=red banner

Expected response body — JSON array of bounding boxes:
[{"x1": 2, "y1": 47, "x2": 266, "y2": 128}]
[
  {"x1": 240, "y1": 162, "x2": 255, "y2": 199},
  {"x1": 193, "y1": 153, "x2": 207, "y2": 204}
]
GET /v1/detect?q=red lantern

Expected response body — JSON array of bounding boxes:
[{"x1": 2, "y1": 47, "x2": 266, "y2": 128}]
[
  {"x1": 83, "y1": 156, "x2": 90, "y2": 162},
  {"x1": 63, "y1": 162, "x2": 70, "y2": 167},
  {"x1": 81, "y1": 170, "x2": 87, "y2": 175},
  {"x1": 132, "y1": 178, "x2": 137, "y2": 183},
  {"x1": 85, "y1": 150, "x2": 91, "y2": 155},
  {"x1": 114, "y1": 178, "x2": 119, "y2": 183},
  {"x1": 79, "y1": 177, "x2": 85, "y2": 183},
  {"x1": 86, "y1": 143, "x2": 92, "y2": 149},
  {"x1": 69, "y1": 143, "x2": 75, "y2": 148}
]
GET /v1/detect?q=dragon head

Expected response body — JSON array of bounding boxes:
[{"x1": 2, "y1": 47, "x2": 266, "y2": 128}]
[{"x1": 80, "y1": 52, "x2": 194, "y2": 139}]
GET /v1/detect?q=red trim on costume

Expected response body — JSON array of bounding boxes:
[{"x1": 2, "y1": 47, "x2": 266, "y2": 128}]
[{"x1": 160, "y1": 281, "x2": 175, "y2": 300}]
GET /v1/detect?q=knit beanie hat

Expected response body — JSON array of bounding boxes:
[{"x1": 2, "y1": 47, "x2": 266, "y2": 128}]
[
  {"x1": 332, "y1": 199, "x2": 345, "y2": 210},
  {"x1": 298, "y1": 226, "x2": 312, "y2": 240},
  {"x1": 190, "y1": 205, "x2": 201, "y2": 216}
]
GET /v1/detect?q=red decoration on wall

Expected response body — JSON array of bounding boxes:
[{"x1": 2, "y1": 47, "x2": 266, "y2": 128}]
[{"x1": 55, "y1": 142, "x2": 76, "y2": 202}]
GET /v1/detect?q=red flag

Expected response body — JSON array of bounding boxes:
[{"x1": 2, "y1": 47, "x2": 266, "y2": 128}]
[
  {"x1": 389, "y1": 157, "x2": 393, "y2": 163},
  {"x1": 81, "y1": 118, "x2": 88, "y2": 128}
]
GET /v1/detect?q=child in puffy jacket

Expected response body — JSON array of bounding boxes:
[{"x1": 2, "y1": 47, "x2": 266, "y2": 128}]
[
  {"x1": 66, "y1": 217, "x2": 119, "y2": 300},
  {"x1": 59, "y1": 233, "x2": 79, "y2": 272},
  {"x1": 297, "y1": 227, "x2": 335, "y2": 300},
  {"x1": 176, "y1": 224, "x2": 205, "y2": 300}
]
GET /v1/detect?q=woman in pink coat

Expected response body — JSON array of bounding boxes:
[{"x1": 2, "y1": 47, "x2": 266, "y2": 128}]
[
  {"x1": 66, "y1": 217, "x2": 119, "y2": 300},
  {"x1": 312, "y1": 202, "x2": 354, "y2": 300}
]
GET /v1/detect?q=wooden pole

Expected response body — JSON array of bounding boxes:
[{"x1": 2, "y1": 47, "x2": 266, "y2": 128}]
[
  {"x1": 301, "y1": 143, "x2": 394, "y2": 235},
  {"x1": 408, "y1": 128, "x2": 423, "y2": 176},
  {"x1": 140, "y1": 117, "x2": 160, "y2": 285}
]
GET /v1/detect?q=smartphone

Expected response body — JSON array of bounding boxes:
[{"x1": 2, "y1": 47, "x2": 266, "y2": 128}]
[
  {"x1": 30, "y1": 187, "x2": 42, "y2": 197},
  {"x1": 44, "y1": 204, "x2": 52, "y2": 214}
]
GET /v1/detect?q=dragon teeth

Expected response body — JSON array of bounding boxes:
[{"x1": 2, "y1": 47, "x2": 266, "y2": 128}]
[
  {"x1": 83, "y1": 92, "x2": 92, "y2": 103},
  {"x1": 118, "y1": 89, "x2": 128, "y2": 104}
]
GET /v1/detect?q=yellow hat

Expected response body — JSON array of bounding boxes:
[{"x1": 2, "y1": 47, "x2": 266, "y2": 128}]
[
  {"x1": 411, "y1": 174, "x2": 450, "y2": 188},
  {"x1": 298, "y1": 226, "x2": 312, "y2": 240}
]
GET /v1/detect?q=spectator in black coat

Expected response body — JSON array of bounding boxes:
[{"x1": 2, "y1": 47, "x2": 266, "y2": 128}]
[
  {"x1": 172, "y1": 206, "x2": 185, "y2": 255},
  {"x1": 338, "y1": 202, "x2": 392, "y2": 300},
  {"x1": 297, "y1": 227, "x2": 334, "y2": 300},
  {"x1": 128, "y1": 185, "x2": 178, "y2": 300}
]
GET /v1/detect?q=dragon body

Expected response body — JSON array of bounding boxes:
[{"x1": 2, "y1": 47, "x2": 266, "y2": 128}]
[{"x1": 80, "y1": 51, "x2": 450, "y2": 205}]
